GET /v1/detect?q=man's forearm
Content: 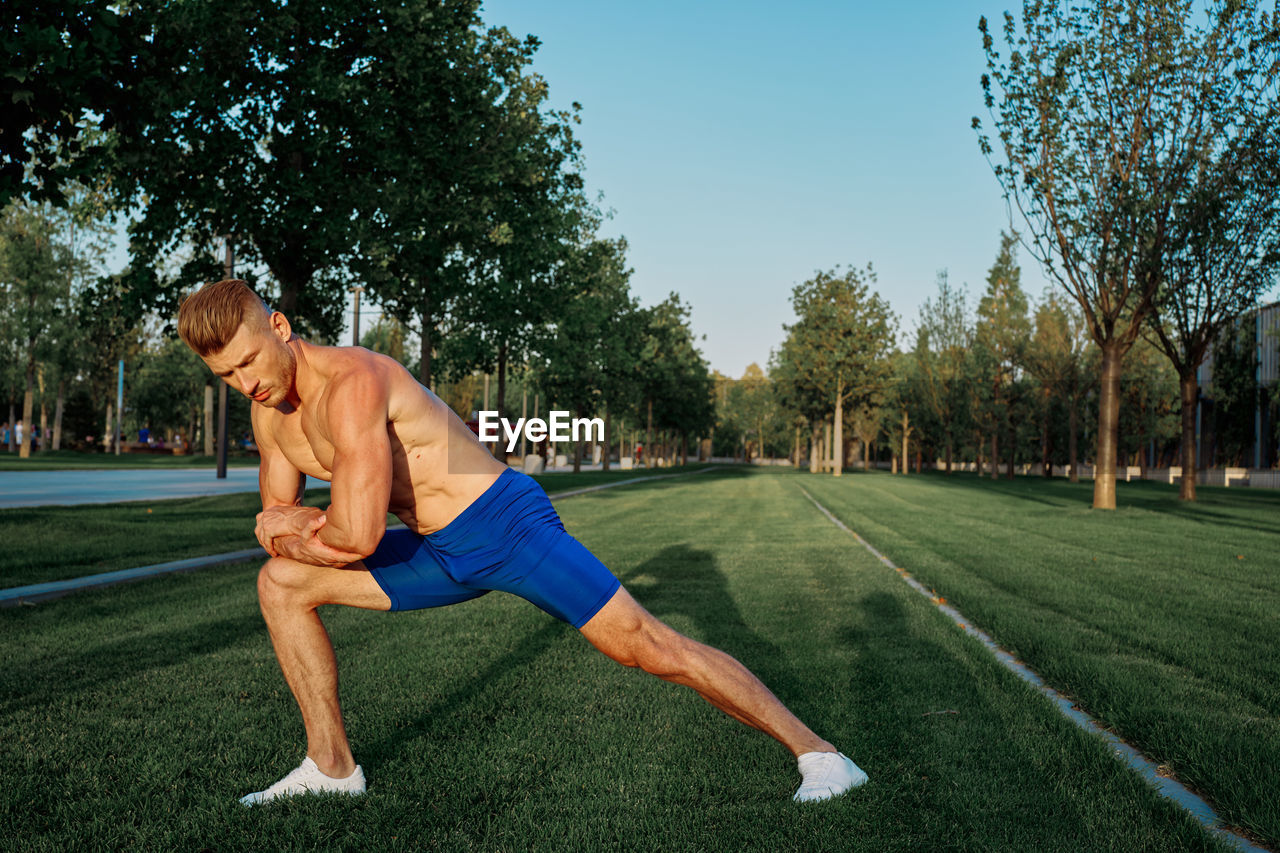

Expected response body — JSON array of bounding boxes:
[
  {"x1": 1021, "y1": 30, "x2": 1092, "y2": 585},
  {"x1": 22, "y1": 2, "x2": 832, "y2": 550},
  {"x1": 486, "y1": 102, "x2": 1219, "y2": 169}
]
[{"x1": 273, "y1": 531, "x2": 365, "y2": 568}]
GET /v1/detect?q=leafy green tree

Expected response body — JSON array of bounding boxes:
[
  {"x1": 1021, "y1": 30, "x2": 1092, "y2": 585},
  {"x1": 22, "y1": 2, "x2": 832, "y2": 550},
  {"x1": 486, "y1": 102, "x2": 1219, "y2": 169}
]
[
  {"x1": 0, "y1": 200, "x2": 72, "y2": 457},
  {"x1": 1025, "y1": 291, "x2": 1093, "y2": 479},
  {"x1": 635, "y1": 294, "x2": 714, "y2": 465},
  {"x1": 912, "y1": 270, "x2": 972, "y2": 472},
  {"x1": 1, "y1": 2, "x2": 148, "y2": 206},
  {"x1": 771, "y1": 333, "x2": 831, "y2": 471},
  {"x1": 783, "y1": 264, "x2": 897, "y2": 477},
  {"x1": 353, "y1": 8, "x2": 581, "y2": 387},
  {"x1": 130, "y1": 335, "x2": 210, "y2": 441},
  {"x1": 1117, "y1": 337, "x2": 1180, "y2": 472},
  {"x1": 974, "y1": 232, "x2": 1031, "y2": 479},
  {"x1": 974, "y1": 0, "x2": 1277, "y2": 507},
  {"x1": 532, "y1": 238, "x2": 643, "y2": 472},
  {"x1": 1140, "y1": 3, "x2": 1280, "y2": 497}
]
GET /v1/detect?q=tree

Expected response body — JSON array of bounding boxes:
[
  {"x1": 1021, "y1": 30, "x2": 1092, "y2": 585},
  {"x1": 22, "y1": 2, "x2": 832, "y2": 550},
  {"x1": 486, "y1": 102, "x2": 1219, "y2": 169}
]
[
  {"x1": 1025, "y1": 291, "x2": 1093, "y2": 479},
  {"x1": 1140, "y1": 3, "x2": 1280, "y2": 498},
  {"x1": 974, "y1": 0, "x2": 1276, "y2": 507},
  {"x1": 1, "y1": 2, "x2": 149, "y2": 206},
  {"x1": 771, "y1": 333, "x2": 832, "y2": 471},
  {"x1": 0, "y1": 200, "x2": 71, "y2": 457},
  {"x1": 636, "y1": 294, "x2": 715, "y2": 466},
  {"x1": 353, "y1": 8, "x2": 582, "y2": 388},
  {"x1": 532, "y1": 238, "x2": 642, "y2": 472},
  {"x1": 912, "y1": 270, "x2": 972, "y2": 473},
  {"x1": 784, "y1": 265, "x2": 897, "y2": 477},
  {"x1": 974, "y1": 233, "x2": 1031, "y2": 479}
]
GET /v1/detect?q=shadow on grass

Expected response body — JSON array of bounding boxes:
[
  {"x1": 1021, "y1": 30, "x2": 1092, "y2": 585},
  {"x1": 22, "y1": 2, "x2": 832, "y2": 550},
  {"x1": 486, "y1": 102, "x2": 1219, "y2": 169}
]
[
  {"x1": 620, "y1": 544, "x2": 804, "y2": 703},
  {"x1": 0, "y1": 611, "x2": 264, "y2": 715},
  {"x1": 859, "y1": 468, "x2": 1280, "y2": 533}
]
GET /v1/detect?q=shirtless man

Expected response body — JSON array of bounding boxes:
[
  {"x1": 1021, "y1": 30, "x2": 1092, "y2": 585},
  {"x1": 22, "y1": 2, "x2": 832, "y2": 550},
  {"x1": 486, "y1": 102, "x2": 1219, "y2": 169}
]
[{"x1": 177, "y1": 279, "x2": 868, "y2": 805}]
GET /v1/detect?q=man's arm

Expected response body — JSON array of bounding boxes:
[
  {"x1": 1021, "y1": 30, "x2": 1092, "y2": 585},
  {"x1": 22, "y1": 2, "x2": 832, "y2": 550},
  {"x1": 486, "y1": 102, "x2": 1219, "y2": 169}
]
[
  {"x1": 252, "y1": 406, "x2": 323, "y2": 558},
  {"x1": 271, "y1": 371, "x2": 392, "y2": 567}
]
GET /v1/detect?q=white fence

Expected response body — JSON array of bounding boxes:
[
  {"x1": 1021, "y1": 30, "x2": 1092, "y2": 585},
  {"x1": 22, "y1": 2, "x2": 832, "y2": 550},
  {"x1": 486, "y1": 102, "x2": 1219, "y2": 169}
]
[{"x1": 932, "y1": 460, "x2": 1272, "y2": 488}]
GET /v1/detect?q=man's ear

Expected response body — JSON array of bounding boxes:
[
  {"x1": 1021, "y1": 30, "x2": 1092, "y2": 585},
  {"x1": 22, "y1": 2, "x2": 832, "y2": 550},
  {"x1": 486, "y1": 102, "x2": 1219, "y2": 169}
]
[{"x1": 269, "y1": 311, "x2": 294, "y2": 343}]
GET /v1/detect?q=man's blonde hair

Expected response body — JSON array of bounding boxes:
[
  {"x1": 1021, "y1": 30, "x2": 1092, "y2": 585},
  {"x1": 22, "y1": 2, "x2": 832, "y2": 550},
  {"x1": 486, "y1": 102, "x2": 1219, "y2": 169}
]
[{"x1": 177, "y1": 279, "x2": 270, "y2": 357}]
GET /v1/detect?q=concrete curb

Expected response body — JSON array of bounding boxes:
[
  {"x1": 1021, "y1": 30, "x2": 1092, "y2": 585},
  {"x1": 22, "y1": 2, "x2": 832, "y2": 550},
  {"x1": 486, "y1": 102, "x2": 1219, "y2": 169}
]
[
  {"x1": 0, "y1": 467, "x2": 716, "y2": 608},
  {"x1": 797, "y1": 485, "x2": 1267, "y2": 853}
]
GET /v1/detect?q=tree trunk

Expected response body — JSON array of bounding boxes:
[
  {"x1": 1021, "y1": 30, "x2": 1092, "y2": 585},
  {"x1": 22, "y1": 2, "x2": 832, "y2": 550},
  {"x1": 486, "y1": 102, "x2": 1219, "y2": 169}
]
[
  {"x1": 681, "y1": 433, "x2": 688, "y2": 466},
  {"x1": 104, "y1": 402, "x2": 113, "y2": 453},
  {"x1": 1178, "y1": 371, "x2": 1198, "y2": 501},
  {"x1": 1006, "y1": 423, "x2": 1015, "y2": 480},
  {"x1": 20, "y1": 356, "x2": 35, "y2": 459},
  {"x1": 602, "y1": 408, "x2": 611, "y2": 472},
  {"x1": 809, "y1": 425, "x2": 820, "y2": 473},
  {"x1": 833, "y1": 379, "x2": 844, "y2": 477},
  {"x1": 52, "y1": 378, "x2": 65, "y2": 451},
  {"x1": 945, "y1": 441, "x2": 953, "y2": 474},
  {"x1": 573, "y1": 408, "x2": 583, "y2": 473},
  {"x1": 1068, "y1": 399, "x2": 1080, "y2": 483},
  {"x1": 990, "y1": 432, "x2": 998, "y2": 480},
  {"x1": 494, "y1": 340, "x2": 508, "y2": 459},
  {"x1": 204, "y1": 384, "x2": 215, "y2": 455},
  {"x1": 1093, "y1": 342, "x2": 1123, "y2": 509},
  {"x1": 976, "y1": 430, "x2": 984, "y2": 476},
  {"x1": 1041, "y1": 393, "x2": 1051, "y2": 476},
  {"x1": 645, "y1": 398, "x2": 653, "y2": 464},
  {"x1": 900, "y1": 410, "x2": 909, "y2": 475}
]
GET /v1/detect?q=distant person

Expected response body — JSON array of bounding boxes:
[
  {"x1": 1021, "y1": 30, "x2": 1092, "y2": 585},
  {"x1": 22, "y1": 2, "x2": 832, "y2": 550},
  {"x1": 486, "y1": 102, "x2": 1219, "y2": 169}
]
[
  {"x1": 177, "y1": 280, "x2": 868, "y2": 807},
  {"x1": 635, "y1": 443, "x2": 644, "y2": 467},
  {"x1": 139, "y1": 426, "x2": 151, "y2": 445},
  {"x1": 14, "y1": 420, "x2": 23, "y2": 451},
  {"x1": 1, "y1": 422, "x2": 8, "y2": 451}
]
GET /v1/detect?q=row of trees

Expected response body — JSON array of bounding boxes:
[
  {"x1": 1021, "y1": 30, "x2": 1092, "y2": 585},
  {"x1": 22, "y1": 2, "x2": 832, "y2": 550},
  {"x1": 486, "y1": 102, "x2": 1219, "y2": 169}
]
[
  {"x1": 3, "y1": 0, "x2": 719, "y2": 460},
  {"x1": 974, "y1": 0, "x2": 1280, "y2": 505},
  {"x1": 715, "y1": 229, "x2": 1274, "y2": 497}
]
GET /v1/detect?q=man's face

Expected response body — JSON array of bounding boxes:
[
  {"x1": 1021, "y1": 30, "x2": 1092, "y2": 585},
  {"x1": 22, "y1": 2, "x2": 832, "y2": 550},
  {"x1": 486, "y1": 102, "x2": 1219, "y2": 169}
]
[{"x1": 203, "y1": 313, "x2": 297, "y2": 409}]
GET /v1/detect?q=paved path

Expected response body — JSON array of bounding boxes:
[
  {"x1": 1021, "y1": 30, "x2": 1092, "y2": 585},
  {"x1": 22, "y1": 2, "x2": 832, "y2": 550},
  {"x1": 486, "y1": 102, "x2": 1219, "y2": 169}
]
[{"x1": 0, "y1": 468, "x2": 330, "y2": 509}]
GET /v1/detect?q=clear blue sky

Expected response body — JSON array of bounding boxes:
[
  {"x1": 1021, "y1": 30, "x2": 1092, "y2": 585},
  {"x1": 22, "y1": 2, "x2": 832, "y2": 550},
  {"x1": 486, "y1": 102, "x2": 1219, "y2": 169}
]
[{"x1": 478, "y1": 0, "x2": 1055, "y2": 378}]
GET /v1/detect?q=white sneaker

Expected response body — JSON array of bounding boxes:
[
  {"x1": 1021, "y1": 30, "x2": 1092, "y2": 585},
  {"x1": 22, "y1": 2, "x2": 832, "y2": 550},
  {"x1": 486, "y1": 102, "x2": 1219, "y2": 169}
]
[
  {"x1": 239, "y1": 757, "x2": 366, "y2": 806},
  {"x1": 793, "y1": 751, "x2": 868, "y2": 803}
]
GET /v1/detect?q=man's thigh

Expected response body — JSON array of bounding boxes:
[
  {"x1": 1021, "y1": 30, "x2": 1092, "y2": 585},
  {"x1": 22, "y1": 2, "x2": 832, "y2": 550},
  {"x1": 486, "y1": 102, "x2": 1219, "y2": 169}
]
[{"x1": 261, "y1": 556, "x2": 392, "y2": 611}]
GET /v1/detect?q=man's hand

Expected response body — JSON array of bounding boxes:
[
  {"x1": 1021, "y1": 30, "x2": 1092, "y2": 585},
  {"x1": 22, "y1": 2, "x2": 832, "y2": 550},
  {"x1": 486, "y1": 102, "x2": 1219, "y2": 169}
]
[
  {"x1": 272, "y1": 524, "x2": 367, "y2": 568},
  {"x1": 255, "y1": 505, "x2": 325, "y2": 557}
]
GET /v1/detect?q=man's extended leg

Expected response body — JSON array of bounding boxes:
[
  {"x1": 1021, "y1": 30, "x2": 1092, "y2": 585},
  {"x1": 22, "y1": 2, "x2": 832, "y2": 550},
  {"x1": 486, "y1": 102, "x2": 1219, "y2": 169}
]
[
  {"x1": 579, "y1": 585, "x2": 867, "y2": 800},
  {"x1": 245, "y1": 556, "x2": 390, "y2": 801}
]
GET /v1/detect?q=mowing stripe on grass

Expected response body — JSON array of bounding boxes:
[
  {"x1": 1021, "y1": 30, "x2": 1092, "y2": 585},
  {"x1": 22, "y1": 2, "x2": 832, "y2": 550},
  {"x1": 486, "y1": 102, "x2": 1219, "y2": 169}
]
[
  {"x1": 798, "y1": 485, "x2": 1268, "y2": 853},
  {"x1": 0, "y1": 467, "x2": 713, "y2": 607}
]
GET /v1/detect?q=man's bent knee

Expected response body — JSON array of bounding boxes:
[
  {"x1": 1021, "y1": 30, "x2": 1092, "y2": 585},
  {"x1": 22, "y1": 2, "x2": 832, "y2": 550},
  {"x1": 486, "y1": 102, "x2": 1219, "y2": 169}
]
[{"x1": 257, "y1": 557, "x2": 318, "y2": 609}]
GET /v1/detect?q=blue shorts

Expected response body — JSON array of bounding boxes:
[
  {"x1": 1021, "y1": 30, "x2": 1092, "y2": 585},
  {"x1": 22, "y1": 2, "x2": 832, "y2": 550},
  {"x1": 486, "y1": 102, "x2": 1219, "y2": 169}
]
[{"x1": 364, "y1": 469, "x2": 621, "y2": 628}]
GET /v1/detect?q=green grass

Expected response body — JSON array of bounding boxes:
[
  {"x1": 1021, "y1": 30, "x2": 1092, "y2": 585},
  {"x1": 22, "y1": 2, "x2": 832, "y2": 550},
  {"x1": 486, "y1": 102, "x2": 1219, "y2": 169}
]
[
  {"x1": 0, "y1": 465, "x2": 714, "y2": 589},
  {"x1": 800, "y1": 468, "x2": 1280, "y2": 848},
  {"x1": 0, "y1": 449, "x2": 261, "y2": 470},
  {"x1": 1, "y1": 469, "x2": 1225, "y2": 850}
]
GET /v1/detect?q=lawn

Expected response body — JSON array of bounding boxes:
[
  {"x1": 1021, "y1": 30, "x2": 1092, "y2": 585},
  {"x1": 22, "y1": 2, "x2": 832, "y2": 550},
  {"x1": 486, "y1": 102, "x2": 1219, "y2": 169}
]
[
  {"x1": 1, "y1": 468, "x2": 1223, "y2": 850},
  {"x1": 0, "y1": 465, "x2": 712, "y2": 589},
  {"x1": 0, "y1": 450, "x2": 262, "y2": 471},
  {"x1": 800, "y1": 468, "x2": 1280, "y2": 849}
]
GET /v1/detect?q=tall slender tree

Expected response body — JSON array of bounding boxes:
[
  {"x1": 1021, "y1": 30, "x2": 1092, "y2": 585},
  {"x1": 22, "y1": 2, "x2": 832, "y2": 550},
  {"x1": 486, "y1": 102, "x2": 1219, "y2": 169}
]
[
  {"x1": 783, "y1": 265, "x2": 896, "y2": 477},
  {"x1": 974, "y1": 0, "x2": 1277, "y2": 507}
]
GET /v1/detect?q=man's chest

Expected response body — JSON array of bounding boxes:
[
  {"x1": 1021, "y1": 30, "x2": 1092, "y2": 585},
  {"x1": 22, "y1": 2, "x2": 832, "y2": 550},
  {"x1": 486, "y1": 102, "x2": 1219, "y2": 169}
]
[{"x1": 263, "y1": 409, "x2": 336, "y2": 478}]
